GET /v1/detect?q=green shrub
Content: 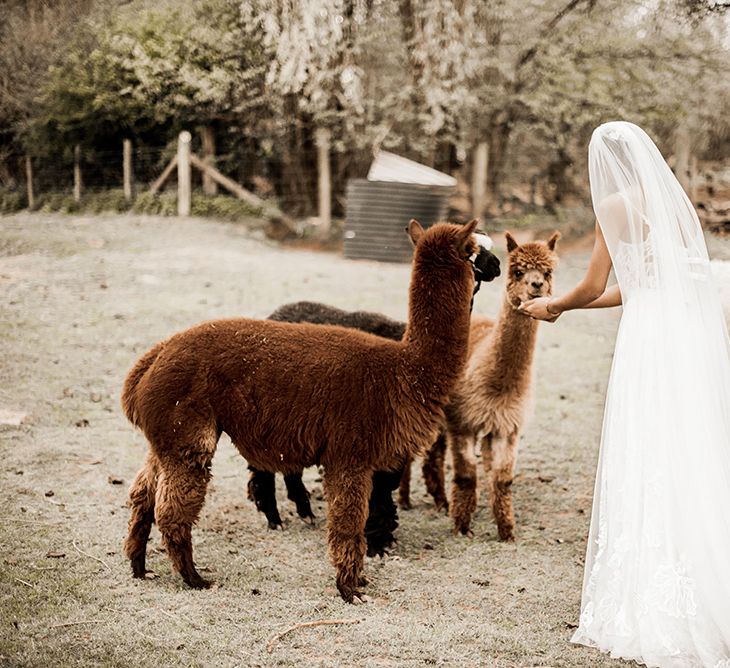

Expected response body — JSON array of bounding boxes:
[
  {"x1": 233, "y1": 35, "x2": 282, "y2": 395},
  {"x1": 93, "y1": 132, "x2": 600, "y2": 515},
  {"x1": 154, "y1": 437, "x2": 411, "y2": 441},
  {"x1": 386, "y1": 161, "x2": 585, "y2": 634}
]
[
  {"x1": 0, "y1": 189, "x2": 24, "y2": 213},
  {"x1": 2, "y1": 186, "x2": 265, "y2": 223},
  {"x1": 131, "y1": 190, "x2": 178, "y2": 216},
  {"x1": 36, "y1": 192, "x2": 80, "y2": 214},
  {"x1": 84, "y1": 189, "x2": 131, "y2": 214},
  {"x1": 190, "y1": 192, "x2": 262, "y2": 221}
]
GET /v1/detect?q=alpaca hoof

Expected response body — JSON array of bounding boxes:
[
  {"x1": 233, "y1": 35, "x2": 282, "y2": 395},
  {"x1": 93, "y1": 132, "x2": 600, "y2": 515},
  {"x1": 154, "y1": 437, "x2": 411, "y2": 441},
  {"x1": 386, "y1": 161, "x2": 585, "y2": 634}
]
[
  {"x1": 337, "y1": 584, "x2": 364, "y2": 604},
  {"x1": 498, "y1": 530, "x2": 515, "y2": 542},
  {"x1": 453, "y1": 525, "x2": 474, "y2": 538},
  {"x1": 398, "y1": 499, "x2": 412, "y2": 510},
  {"x1": 434, "y1": 499, "x2": 449, "y2": 513},
  {"x1": 184, "y1": 572, "x2": 212, "y2": 589},
  {"x1": 267, "y1": 520, "x2": 284, "y2": 530},
  {"x1": 358, "y1": 575, "x2": 369, "y2": 587},
  {"x1": 301, "y1": 515, "x2": 316, "y2": 526},
  {"x1": 296, "y1": 507, "x2": 315, "y2": 521},
  {"x1": 130, "y1": 555, "x2": 146, "y2": 579},
  {"x1": 366, "y1": 533, "x2": 395, "y2": 558}
]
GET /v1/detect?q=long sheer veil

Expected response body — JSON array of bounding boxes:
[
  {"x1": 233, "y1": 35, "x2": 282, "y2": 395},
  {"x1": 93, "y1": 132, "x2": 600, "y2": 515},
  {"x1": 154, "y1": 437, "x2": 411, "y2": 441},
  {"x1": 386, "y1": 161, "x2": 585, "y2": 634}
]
[
  {"x1": 588, "y1": 120, "x2": 730, "y2": 403},
  {"x1": 576, "y1": 121, "x2": 730, "y2": 664}
]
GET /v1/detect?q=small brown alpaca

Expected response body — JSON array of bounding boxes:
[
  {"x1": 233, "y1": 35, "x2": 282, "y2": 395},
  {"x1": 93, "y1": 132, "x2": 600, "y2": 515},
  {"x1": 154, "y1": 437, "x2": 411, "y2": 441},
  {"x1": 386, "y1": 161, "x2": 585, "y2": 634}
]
[
  {"x1": 122, "y1": 220, "x2": 492, "y2": 602},
  {"x1": 426, "y1": 231, "x2": 559, "y2": 539}
]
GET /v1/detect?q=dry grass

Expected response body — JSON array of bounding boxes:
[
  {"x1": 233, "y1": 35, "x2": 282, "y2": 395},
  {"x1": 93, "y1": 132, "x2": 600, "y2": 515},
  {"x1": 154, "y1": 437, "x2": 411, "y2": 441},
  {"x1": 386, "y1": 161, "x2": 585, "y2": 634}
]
[{"x1": 1, "y1": 212, "x2": 727, "y2": 667}]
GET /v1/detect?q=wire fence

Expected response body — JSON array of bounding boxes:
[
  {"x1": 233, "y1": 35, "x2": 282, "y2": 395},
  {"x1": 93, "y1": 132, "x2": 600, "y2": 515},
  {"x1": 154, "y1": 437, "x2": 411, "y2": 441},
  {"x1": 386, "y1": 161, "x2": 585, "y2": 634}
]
[{"x1": 1, "y1": 133, "x2": 728, "y2": 236}]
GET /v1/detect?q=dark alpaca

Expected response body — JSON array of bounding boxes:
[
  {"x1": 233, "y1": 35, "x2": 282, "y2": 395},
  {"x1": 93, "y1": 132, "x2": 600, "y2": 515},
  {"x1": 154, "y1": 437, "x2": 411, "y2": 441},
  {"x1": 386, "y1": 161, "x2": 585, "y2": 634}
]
[
  {"x1": 122, "y1": 219, "x2": 496, "y2": 602},
  {"x1": 248, "y1": 301, "x2": 407, "y2": 557}
]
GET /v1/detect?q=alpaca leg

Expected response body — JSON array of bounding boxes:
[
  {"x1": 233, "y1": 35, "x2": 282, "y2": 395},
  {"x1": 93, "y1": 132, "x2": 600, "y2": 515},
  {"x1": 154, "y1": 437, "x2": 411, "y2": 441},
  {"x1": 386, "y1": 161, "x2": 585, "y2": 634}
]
[
  {"x1": 247, "y1": 466, "x2": 283, "y2": 529},
  {"x1": 155, "y1": 457, "x2": 213, "y2": 588},
  {"x1": 490, "y1": 431, "x2": 518, "y2": 542},
  {"x1": 365, "y1": 468, "x2": 401, "y2": 557},
  {"x1": 449, "y1": 433, "x2": 478, "y2": 536},
  {"x1": 124, "y1": 451, "x2": 160, "y2": 578},
  {"x1": 284, "y1": 471, "x2": 315, "y2": 522},
  {"x1": 323, "y1": 467, "x2": 372, "y2": 603},
  {"x1": 422, "y1": 433, "x2": 449, "y2": 512},
  {"x1": 397, "y1": 455, "x2": 412, "y2": 509}
]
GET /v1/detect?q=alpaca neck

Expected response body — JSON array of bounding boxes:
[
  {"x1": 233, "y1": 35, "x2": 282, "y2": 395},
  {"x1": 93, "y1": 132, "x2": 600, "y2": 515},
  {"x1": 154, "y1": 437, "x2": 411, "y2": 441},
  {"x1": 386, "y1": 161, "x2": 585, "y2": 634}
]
[
  {"x1": 487, "y1": 294, "x2": 540, "y2": 382},
  {"x1": 402, "y1": 257, "x2": 472, "y2": 380}
]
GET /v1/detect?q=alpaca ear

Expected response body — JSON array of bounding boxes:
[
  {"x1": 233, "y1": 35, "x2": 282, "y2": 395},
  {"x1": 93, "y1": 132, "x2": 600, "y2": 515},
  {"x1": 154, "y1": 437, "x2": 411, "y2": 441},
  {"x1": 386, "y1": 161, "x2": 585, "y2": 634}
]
[
  {"x1": 505, "y1": 231, "x2": 519, "y2": 252},
  {"x1": 547, "y1": 231, "x2": 561, "y2": 251},
  {"x1": 406, "y1": 219, "x2": 425, "y2": 247},
  {"x1": 455, "y1": 218, "x2": 479, "y2": 251}
]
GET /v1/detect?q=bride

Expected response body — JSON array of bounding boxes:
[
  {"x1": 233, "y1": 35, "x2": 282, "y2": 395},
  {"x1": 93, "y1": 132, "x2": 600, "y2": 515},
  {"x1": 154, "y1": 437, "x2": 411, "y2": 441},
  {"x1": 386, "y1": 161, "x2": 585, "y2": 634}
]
[{"x1": 520, "y1": 121, "x2": 730, "y2": 667}]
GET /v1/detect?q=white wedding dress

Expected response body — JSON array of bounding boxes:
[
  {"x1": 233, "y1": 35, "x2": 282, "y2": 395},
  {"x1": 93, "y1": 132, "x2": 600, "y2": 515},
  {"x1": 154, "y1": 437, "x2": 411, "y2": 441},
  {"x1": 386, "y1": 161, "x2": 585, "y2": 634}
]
[{"x1": 571, "y1": 123, "x2": 730, "y2": 667}]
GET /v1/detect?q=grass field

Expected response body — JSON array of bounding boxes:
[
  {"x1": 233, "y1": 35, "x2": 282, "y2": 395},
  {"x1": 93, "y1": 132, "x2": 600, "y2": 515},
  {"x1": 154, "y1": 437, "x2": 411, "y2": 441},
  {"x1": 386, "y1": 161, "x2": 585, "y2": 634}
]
[{"x1": 1, "y1": 213, "x2": 727, "y2": 667}]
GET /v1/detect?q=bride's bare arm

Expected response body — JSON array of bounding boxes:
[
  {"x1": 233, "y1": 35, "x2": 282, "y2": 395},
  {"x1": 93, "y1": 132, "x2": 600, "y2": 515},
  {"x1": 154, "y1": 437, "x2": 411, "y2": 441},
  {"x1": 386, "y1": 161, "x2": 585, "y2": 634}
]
[
  {"x1": 520, "y1": 222, "x2": 613, "y2": 320},
  {"x1": 583, "y1": 284, "x2": 622, "y2": 309}
]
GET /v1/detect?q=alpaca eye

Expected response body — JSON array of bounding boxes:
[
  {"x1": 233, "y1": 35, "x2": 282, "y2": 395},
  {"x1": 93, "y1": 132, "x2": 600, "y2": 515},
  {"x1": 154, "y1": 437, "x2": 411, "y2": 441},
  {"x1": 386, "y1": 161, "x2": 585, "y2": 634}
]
[
  {"x1": 544, "y1": 271, "x2": 552, "y2": 278},
  {"x1": 514, "y1": 270, "x2": 523, "y2": 279}
]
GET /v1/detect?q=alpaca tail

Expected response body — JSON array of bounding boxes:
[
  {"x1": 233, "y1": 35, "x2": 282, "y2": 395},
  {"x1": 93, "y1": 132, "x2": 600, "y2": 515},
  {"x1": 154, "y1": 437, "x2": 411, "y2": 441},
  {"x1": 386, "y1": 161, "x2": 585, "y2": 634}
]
[{"x1": 121, "y1": 343, "x2": 163, "y2": 426}]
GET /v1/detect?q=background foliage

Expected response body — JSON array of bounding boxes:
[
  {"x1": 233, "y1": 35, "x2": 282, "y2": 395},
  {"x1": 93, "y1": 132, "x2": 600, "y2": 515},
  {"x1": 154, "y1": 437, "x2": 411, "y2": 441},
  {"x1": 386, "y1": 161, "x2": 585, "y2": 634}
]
[{"x1": 0, "y1": 0, "x2": 728, "y2": 217}]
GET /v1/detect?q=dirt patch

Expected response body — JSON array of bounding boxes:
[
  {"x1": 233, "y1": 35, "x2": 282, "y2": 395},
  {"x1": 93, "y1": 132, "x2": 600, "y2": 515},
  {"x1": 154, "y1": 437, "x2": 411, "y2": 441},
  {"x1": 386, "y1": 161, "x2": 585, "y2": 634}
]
[{"x1": 1, "y1": 212, "x2": 727, "y2": 667}]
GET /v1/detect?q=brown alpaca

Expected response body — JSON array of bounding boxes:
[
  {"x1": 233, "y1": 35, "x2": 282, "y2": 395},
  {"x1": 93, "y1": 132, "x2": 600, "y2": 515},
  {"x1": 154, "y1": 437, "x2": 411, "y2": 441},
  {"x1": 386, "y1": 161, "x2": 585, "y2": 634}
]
[
  {"x1": 122, "y1": 220, "x2": 490, "y2": 602},
  {"x1": 426, "y1": 231, "x2": 559, "y2": 539}
]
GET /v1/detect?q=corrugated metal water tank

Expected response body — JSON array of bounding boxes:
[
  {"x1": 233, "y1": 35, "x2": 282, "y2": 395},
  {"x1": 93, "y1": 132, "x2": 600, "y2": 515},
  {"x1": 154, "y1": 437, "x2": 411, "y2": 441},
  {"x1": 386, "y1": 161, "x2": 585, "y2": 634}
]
[
  {"x1": 344, "y1": 151, "x2": 456, "y2": 263},
  {"x1": 344, "y1": 180, "x2": 452, "y2": 262}
]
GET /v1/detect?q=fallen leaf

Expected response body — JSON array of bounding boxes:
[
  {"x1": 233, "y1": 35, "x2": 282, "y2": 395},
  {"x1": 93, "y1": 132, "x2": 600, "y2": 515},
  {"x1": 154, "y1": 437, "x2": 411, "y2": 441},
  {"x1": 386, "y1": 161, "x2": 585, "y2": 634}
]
[
  {"x1": 46, "y1": 551, "x2": 65, "y2": 559},
  {"x1": 44, "y1": 490, "x2": 54, "y2": 497}
]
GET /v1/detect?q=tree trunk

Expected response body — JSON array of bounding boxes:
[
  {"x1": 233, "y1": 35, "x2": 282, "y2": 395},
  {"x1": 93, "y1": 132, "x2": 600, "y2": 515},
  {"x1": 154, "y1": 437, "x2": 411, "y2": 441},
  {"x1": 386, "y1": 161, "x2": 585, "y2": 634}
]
[
  {"x1": 276, "y1": 96, "x2": 317, "y2": 217},
  {"x1": 471, "y1": 142, "x2": 488, "y2": 218},
  {"x1": 544, "y1": 148, "x2": 573, "y2": 207},
  {"x1": 200, "y1": 125, "x2": 217, "y2": 196},
  {"x1": 486, "y1": 118, "x2": 512, "y2": 209},
  {"x1": 675, "y1": 122, "x2": 691, "y2": 195}
]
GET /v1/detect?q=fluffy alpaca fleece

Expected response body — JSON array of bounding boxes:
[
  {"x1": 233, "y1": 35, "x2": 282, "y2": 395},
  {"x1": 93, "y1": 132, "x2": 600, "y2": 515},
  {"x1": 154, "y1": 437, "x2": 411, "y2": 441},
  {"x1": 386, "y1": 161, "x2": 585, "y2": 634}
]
[
  {"x1": 428, "y1": 231, "x2": 559, "y2": 539},
  {"x1": 122, "y1": 220, "x2": 485, "y2": 602},
  {"x1": 249, "y1": 229, "x2": 501, "y2": 552},
  {"x1": 248, "y1": 301, "x2": 407, "y2": 557}
]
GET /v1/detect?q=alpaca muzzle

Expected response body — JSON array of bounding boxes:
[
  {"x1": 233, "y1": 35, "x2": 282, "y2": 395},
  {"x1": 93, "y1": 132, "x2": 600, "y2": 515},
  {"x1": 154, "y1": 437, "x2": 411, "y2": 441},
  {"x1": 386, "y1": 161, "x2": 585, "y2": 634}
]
[{"x1": 469, "y1": 233, "x2": 501, "y2": 299}]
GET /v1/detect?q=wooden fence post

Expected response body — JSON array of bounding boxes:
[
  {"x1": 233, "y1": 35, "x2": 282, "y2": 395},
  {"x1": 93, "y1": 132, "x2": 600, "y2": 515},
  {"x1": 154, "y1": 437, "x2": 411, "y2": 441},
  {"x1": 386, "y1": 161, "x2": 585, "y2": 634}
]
[
  {"x1": 123, "y1": 139, "x2": 134, "y2": 202},
  {"x1": 177, "y1": 131, "x2": 192, "y2": 216},
  {"x1": 201, "y1": 126, "x2": 217, "y2": 196},
  {"x1": 471, "y1": 141, "x2": 488, "y2": 218},
  {"x1": 25, "y1": 156, "x2": 34, "y2": 210},
  {"x1": 73, "y1": 144, "x2": 82, "y2": 203},
  {"x1": 315, "y1": 128, "x2": 331, "y2": 234}
]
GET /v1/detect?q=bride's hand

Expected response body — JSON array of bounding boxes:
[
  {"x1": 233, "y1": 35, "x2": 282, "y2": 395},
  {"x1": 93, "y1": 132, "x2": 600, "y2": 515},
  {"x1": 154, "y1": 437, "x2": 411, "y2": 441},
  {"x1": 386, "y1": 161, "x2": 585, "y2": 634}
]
[{"x1": 519, "y1": 297, "x2": 560, "y2": 322}]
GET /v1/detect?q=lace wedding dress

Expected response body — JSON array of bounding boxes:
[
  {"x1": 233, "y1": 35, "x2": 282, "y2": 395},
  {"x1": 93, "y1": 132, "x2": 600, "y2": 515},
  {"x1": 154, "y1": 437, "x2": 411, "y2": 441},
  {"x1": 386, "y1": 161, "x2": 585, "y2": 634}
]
[{"x1": 571, "y1": 123, "x2": 730, "y2": 667}]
